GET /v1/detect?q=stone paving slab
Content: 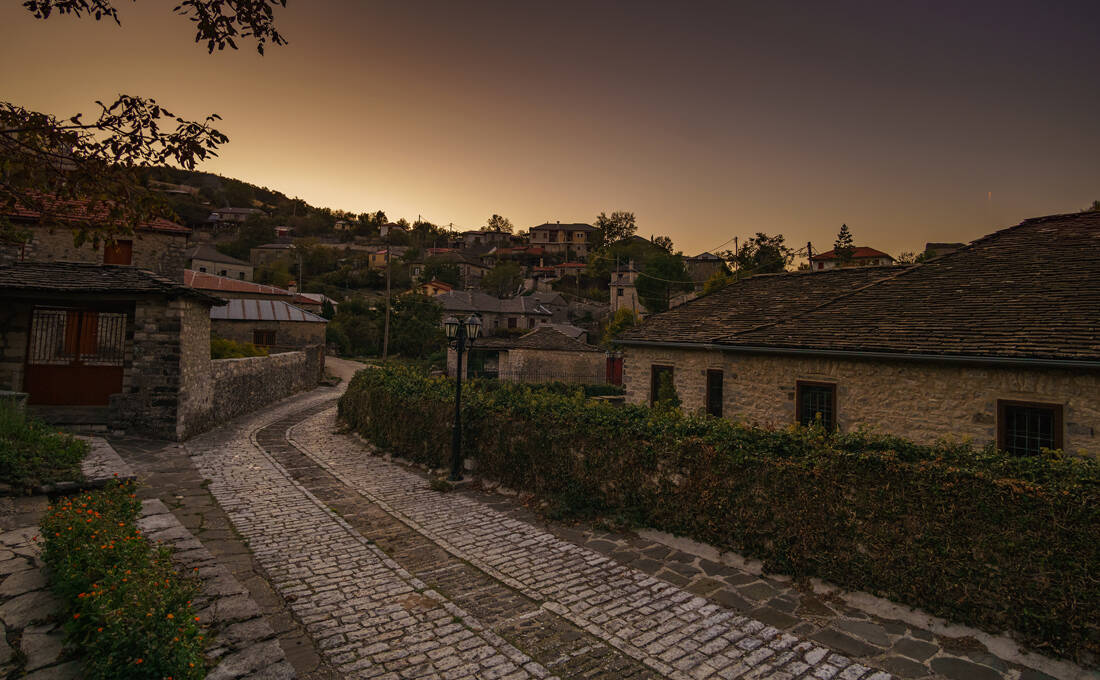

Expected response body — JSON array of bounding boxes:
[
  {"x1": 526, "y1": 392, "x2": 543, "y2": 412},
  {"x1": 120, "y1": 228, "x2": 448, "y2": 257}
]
[
  {"x1": 287, "y1": 406, "x2": 888, "y2": 680},
  {"x1": 79, "y1": 436, "x2": 136, "y2": 486},
  {"x1": 184, "y1": 391, "x2": 556, "y2": 679}
]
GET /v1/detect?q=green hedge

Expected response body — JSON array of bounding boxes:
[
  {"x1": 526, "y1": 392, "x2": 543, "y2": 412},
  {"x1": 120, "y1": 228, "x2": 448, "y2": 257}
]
[
  {"x1": 339, "y1": 366, "x2": 1100, "y2": 665},
  {"x1": 0, "y1": 400, "x2": 87, "y2": 491},
  {"x1": 40, "y1": 483, "x2": 204, "y2": 679}
]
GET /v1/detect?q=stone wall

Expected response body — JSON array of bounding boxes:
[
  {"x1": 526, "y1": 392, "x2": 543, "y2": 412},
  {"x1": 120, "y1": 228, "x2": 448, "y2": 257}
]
[
  {"x1": 623, "y1": 345, "x2": 1100, "y2": 456},
  {"x1": 190, "y1": 256, "x2": 253, "y2": 282},
  {"x1": 210, "y1": 320, "x2": 326, "y2": 349},
  {"x1": 503, "y1": 349, "x2": 605, "y2": 384},
  {"x1": 1, "y1": 225, "x2": 190, "y2": 281},
  {"x1": 185, "y1": 346, "x2": 324, "y2": 434},
  {"x1": 0, "y1": 302, "x2": 30, "y2": 395}
]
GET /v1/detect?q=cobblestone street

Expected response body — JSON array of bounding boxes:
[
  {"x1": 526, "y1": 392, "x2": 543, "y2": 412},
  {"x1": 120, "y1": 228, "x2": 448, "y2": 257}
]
[{"x1": 124, "y1": 364, "x2": 1082, "y2": 680}]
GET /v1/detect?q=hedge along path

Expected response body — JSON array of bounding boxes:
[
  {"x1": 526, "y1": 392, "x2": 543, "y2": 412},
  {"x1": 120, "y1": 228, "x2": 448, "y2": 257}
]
[
  {"x1": 183, "y1": 392, "x2": 552, "y2": 679},
  {"x1": 337, "y1": 367, "x2": 1100, "y2": 666},
  {"x1": 289, "y1": 407, "x2": 892, "y2": 680}
]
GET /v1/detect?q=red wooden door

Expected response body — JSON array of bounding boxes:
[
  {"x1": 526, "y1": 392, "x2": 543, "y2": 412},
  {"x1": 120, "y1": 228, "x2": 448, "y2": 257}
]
[{"x1": 24, "y1": 308, "x2": 127, "y2": 405}]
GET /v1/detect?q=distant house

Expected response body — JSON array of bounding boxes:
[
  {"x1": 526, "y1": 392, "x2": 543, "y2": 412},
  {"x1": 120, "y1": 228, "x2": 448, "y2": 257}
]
[
  {"x1": 296, "y1": 292, "x2": 339, "y2": 312},
  {"x1": 0, "y1": 197, "x2": 192, "y2": 281},
  {"x1": 274, "y1": 226, "x2": 293, "y2": 240},
  {"x1": 449, "y1": 326, "x2": 605, "y2": 384},
  {"x1": 186, "y1": 244, "x2": 254, "y2": 281},
  {"x1": 617, "y1": 211, "x2": 1100, "y2": 456},
  {"x1": 609, "y1": 261, "x2": 646, "y2": 318},
  {"x1": 416, "y1": 280, "x2": 454, "y2": 297},
  {"x1": 528, "y1": 291, "x2": 569, "y2": 323},
  {"x1": 529, "y1": 222, "x2": 596, "y2": 257},
  {"x1": 210, "y1": 298, "x2": 327, "y2": 351},
  {"x1": 249, "y1": 242, "x2": 294, "y2": 268},
  {"x1": 436, "y1": 290, "x2": 553, "y2": 332},
  {"x1": 334, "y1": 220, "x2": 355, "y2": 232},
  {"x1": 185, "y1": 270, "x2": 321, "y2": 313},
  {"x1": 409, "y1": 251, "x2": 490, "y2": 289},
  {"x1": 552, "y1": 262, "x2": 587, "y2": 279},
  {"x1": 809, "y1": 246, "x2": 894, "y2": 270},
  {"x1": 380, "y1": 222, "x2": 407, "y2": 238},
  {"x1": 208, "y1": 207, "x2": 263, "y2": 224},
  {"x1": 459, "y1": 229, "x2": 514, "y2": 251},
  {"x1": 684, "y1": 252, "x2": 726, "y2": 285}
]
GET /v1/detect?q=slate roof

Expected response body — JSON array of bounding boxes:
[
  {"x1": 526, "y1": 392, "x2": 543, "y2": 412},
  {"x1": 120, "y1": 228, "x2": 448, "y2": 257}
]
[
  {"x1": 210, "y1": 299, "x2": 326, "y2": 323},
  {"x1": 436, "y1": 291, "x2": 552, "y2": 316},
  {"x1": 810, "y1": 246, "x2": 893, "y2": 261},
  {"x1": 186, "y1": 244, "x2": 251, "y2": 267},
  {"x1": 0, "y1": 262, "x2": 223, "y2": 304},
  {"x1": 719, "y1": 212, "x2": 1100, "y2": 361},
  {"x1": 475, "y1": 327, "x2": 601, "y2": 352},
  {"x1": 617, "y1": 267, "x2": 896, "y2": 344}
]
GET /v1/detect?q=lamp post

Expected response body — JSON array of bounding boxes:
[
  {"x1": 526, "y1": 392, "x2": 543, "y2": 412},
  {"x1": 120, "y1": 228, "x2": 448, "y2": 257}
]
[{"x1": 444, "y1": 314, "x2": 482, "y2": 481}]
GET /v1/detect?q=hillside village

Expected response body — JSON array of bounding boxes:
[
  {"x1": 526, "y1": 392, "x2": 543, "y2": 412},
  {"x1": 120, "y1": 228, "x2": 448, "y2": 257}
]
[{"x1": 2, "y1": 3, "x2": 1099, "y2": 680}]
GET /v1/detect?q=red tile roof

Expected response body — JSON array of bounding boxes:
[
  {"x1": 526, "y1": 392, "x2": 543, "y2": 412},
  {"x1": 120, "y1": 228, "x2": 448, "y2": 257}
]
[
  {"x1": 4, "y1": 196, "x2": 191, "y2": 234},
  {"x1": 184, "y1": 270, "x2": 316, "y2": 306},
  {"x1": 809, "y1": 247, "x2": 892, "y2": 261}
]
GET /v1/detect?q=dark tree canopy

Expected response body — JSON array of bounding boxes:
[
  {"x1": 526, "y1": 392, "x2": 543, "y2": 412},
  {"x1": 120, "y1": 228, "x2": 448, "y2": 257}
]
[
  {"x1": 722, "y1": 233, "x2": 794, "y2": 275},
  {"x1": 833, "y1": 223, "x2": 855, "y2": 263},
  {"x1": 3, "y1": 0, "x2": 288, "y2": 245},
  {"x1": 636, "y1": 252, "x2": 693, "y2": 314},
  {"x1": 593, "y1": 211, "x2": 637, "y2": 249},
  {"x1": 481, "y1": 261, "x2": 524, "y2": 297},
  {"x1": 485, "y1": 214, "x2": 513, "y2": 233}
]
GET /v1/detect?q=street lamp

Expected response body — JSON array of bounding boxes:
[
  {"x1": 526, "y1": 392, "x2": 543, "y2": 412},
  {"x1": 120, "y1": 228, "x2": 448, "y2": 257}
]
[{"x1": 444, "y1": 314, "x2": 482, "y2": 481}]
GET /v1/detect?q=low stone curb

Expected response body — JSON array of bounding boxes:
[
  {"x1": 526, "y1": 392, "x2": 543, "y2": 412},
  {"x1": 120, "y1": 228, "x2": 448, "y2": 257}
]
[
  {"x1": 137, "y1": 499, "x2": 296, "y2": 680},
  {"x1": 0, "y1": 436, "x2": 138, "y2": 497}
]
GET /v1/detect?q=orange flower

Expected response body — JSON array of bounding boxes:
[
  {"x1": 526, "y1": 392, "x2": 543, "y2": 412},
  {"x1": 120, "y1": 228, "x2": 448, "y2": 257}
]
[
  {"x1": 166, "y1": 614, "x2": 174, "y2": 619},
  {"x1": 73, "y1": 614, "x2": 80, "y2": 619},
  {"x1": 135, "y1": 658, "x2": 143, "y2": 664}
]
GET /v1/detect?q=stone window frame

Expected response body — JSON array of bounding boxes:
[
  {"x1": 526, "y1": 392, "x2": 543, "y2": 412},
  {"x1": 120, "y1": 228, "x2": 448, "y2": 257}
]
[
  {"x1": 705, "y1": 369, "x2": 723, "y2": 418},
  {"x1": 650, "y1": 364, "x2": 674, "y2": 406},
  {"x1": 997, "y1": 400, "x2": 1063, "y2": 456},
  {"x1": 795, "y1": 380, "x2": 837, "y2": 431}
]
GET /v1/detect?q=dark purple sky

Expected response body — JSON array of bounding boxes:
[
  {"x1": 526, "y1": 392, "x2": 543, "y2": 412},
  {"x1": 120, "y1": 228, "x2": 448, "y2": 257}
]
[{"x1": 3, "y1": 0, "x2": 1098, "y2": 257}]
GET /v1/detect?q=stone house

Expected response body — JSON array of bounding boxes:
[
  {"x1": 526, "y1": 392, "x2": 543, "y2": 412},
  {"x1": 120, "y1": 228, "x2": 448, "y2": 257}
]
[
  {"x1": 436, "y1": 290, "x2": 553, "y2": 333},
  {"x1": 1, "y1": 200, "x2": 191, "y2": 281},
  {"x1": 208, "y1": 207, "x2": 263, "y2": 224},
  {"x1": 249, "y1": 242, "x2": 295, "y2": 268},
  {"x1": 459, "y1": 230, "x2": 515, "y2": 251},
  {"x1": 186, "y1": 244, "x2": 254, "y2": 281},
  {"x1": 0, "y1": 262, "x2": 324, "y2": 440},
  {"x1": 809, "y1": 246, "x2": 894, "y2": 270},
  {"x1": 379, "y1": 223, "x2": 407, "y2": 238},
  {"x1": 684, "y1": 252, "x2": 727, "y2": 286},
  {"x1": 408, "y1": 252, "x2": 489, "y2": 289},
  {"x1": 609, "y1": 261, "x2": 646, "y2": 318},
  {"x1": 210, "y1": 299, "x2": 327, "y2": 351},
  {"x1": 449, "y1": 327, "x2": 605, "y2": 384},
  {"x1": 617, "y1": 211, "x2": 1100, "y2": 457},
  {"x1": 529, "y1": 222, "x2": 596, "y2": 258}
]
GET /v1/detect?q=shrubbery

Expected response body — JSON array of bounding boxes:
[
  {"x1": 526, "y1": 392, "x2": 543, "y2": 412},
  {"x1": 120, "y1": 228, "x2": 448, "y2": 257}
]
[
  {"x1": 40, "y1": 483, "x2": 205, "y2": 679},
  {"x1": 0, "y1": 400, "x2": 87, "y2": 491},
  {"x1": 210, "y1": 335, "x2": 268, "y2": 359},
  {"x1": 339, "y1": 366, "x2": 1100, "y2": 665}
]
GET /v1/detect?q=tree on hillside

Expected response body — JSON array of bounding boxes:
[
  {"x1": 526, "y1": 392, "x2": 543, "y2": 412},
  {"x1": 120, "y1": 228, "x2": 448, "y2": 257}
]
[
  {"x1": 601, "y1": 308, "x2": 638, "y2": 348},
  {"x1": 2, "y1": 0, "x2": 287, "y2": 245},
  {"x1": 636, "y1": 252, "x2": 693, "y2": 313},
  {"x1": 722, "y1": 233, "x2": 794, "y2": 275},
  {"x1": 215, "y1": 215, "x2": 275, "y2": 260},
  {"x1": 481, "y1": 261, "x2": 524, "y2": 297},
  {"x1": 833, "y1": 224, "x2": 855, "y2": 264},
  {"x1": 1086, "y1": 200, "x2": 1100, "y2": 212},
  {"x1": 486, "y1": 214, "x2": 513, "y2": 233},
  {"x1": 652, "y1": 235, "x2": 674, "y2": 253},
  {"x1": 421, "y1": 262, "x2": 461, "y2": 287},
  {"x1": 593, "y1": 211, "x2": 637, "y2": 249}
]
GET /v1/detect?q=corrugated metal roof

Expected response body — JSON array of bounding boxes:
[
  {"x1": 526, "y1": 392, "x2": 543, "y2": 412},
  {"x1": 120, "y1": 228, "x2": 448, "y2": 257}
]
[{"x1": 210, "y1": 299, "x2": 327, "y2": 323}]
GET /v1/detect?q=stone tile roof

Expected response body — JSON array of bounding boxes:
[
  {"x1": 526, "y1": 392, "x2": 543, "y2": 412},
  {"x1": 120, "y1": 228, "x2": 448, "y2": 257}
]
[
  {"x1": 530, "y1": 222, "x2": 596, "y2": 232},
  {"x1": 437, "y1": 291, "x2": 552, "y2": 316},
  {"x1": 810, "y1": 246, "x2": 893, "y2": 261},
  {"x1": 186, "y1": 244, "x2": 250, "y2": 266},
  {"x1": 721, "y1": 212, "x2": 1100, "y2": 361},
  {"x1": 0, "y1": 262, "x2": 223, "y2": 304},
  {"x1": 475, "y1": 327, "x2": 602, "y2": 352},
  {"x1": 211, "y1": 299, "x2": 327, "y2": 323},
  {"x1": 617, "y1": 267, "x2": 896, "y2": 344}
]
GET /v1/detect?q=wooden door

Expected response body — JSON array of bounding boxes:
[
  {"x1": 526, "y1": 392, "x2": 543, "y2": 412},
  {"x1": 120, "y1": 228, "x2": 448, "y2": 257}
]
[{"x1": 24, "y1": 307, "x2": 127, "y2": 405}]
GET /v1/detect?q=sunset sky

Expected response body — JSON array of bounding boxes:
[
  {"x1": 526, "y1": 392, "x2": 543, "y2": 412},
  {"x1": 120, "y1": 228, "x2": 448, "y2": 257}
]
[{"x1": 2, "y1": 1, "x2": 1099, "y2": 258}]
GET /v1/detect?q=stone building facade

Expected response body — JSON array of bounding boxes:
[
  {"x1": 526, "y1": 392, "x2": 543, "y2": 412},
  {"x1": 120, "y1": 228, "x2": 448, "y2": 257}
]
[
  {"x1": 2, "y1": 220, "x2": 192, "y2": 281},
  {"x1": 449, "y1": 327, "x2": 605, "y2": 384},
  {"x1": 623, "y1": 345, "x2": 1100, "y2": 455},
  {"x1": 618, "y1": 211, "x2": 1100, "y2": 457}
]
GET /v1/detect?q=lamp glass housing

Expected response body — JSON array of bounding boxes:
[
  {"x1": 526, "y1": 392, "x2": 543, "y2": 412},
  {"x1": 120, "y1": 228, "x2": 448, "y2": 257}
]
[
  {"x1": 443, "y1": 316, "x2": 460, "y2": 339},
  {"x1": 464, "y1": 315, "x2": 482, "y2": 340}
]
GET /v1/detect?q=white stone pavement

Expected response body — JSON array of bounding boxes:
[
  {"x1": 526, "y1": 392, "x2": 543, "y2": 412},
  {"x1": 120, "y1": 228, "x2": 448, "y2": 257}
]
[
  {"x1": 186, "y1": 390, "x2": 552, "y2": 680},
  {"x1": 288, "y1": 407, "x2": 892, "y2": 680}
]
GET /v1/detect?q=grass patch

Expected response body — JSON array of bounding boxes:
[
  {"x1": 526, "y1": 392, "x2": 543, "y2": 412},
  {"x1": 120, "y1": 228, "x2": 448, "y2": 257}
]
[
  {"x1": 0, "y1": 400, "x2": 87, "y2": 492},
  {"x1": 40, "y1": 482, "x2": 205, "y2": 679}
]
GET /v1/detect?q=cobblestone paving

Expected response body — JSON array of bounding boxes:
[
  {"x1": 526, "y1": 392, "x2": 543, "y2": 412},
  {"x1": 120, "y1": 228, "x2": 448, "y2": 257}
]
[
  {"x1": 287, "y1": 406, "x2": 890, "y2": 680},
  {"x1": 185, "y1": 393, "x2": 553, "y2": 679}
]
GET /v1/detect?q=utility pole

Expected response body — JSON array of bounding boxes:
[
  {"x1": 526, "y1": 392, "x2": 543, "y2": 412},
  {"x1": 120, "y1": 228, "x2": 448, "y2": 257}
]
[
  {"x1": 382, "y1": 245, "x2": 392, "y2": 360},
  {"x1": 807, "y1": 242, "x2": 814, "y2": 271}
]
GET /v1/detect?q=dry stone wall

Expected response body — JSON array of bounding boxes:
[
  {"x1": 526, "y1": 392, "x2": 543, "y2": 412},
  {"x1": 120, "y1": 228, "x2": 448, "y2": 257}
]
[
  {"x1": 624, "y1": 345, "x2": 1100, "y2": 456},
  {"x1": 1, "y1": 226, "x2": 189, "y2": 281}
]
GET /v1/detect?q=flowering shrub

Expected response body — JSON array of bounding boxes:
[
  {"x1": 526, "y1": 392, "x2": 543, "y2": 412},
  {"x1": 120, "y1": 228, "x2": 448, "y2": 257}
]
[
  {"x1": 40, "y1": 482, "x2": 204, "y2": 679},
  {"x1": 340, "y1": 365, "x2": 1100, "y2": 665}
]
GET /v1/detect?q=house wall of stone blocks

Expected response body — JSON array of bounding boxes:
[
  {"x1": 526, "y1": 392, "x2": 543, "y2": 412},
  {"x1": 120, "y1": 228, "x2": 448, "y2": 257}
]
[
  {"x1": 210, "y1": 319, "x2": 326, "y2": 350},
  {"x1": 1, "y1": 226, "x2": 190, "y2": 281},
  {"x1": 0, "y1": 303, "x2": 31, "y2": 397},
  {"x1": 190, "y1": 256, "x2": 253, "y2": 282},
  {"x1": 623, "y1": 345, "x2": 1100, "y2": 457},
  {"x1": 501, "y1": 349, "x2": 605, "y2": 384}
]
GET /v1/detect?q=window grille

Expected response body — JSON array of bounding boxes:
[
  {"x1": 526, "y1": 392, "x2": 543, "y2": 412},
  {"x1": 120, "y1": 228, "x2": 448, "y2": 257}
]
[{"x1": 797, "y1": 382, "x2": 836, "y2": 430}]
